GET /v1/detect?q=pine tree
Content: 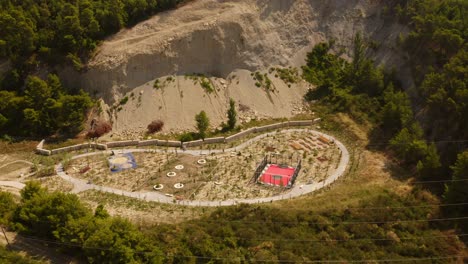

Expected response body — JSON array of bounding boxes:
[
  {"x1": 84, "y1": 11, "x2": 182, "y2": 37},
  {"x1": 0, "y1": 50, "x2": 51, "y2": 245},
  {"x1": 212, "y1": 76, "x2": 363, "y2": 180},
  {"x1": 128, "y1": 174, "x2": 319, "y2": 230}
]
[
  {"x1": 195, "y1": 110, "x2": 210, "y2": 139},
  {"x1": 227, "y1": 98, "x2": 237, "y2": 130}
]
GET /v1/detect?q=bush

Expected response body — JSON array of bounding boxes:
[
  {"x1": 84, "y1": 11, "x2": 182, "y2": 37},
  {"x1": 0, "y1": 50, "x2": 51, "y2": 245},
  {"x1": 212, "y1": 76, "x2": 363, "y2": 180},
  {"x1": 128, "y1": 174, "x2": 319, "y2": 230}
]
[
  {"x1": 179, "y1": 132, "x2": 194, "y2": 142},
  {"x1": 200, "y1": 78, "x2": 214, "y2": 93},
  {"x1": 119, "y1": 96, "x2": 129, "y2": 105},
  {"x1": 87, "y1": 120, "x2": 112, "y2": 138},
  {"x1": 147, "y1": 120, "x2": 164, "y2": 134}
]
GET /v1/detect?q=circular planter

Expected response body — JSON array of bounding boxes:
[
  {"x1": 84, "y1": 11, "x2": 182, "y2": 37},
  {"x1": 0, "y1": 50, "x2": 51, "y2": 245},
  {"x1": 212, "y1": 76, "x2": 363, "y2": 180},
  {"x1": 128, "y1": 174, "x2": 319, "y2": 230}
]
[
  {"x1": 175, "y1": 165, "x2": 184, "y2": 170},
  {"x1": 174, "y1": 183, "x2": 184, "y2": 189},
  {"x1": 153, "y1": 184, "x2": 164, "y2": 190},
  {"x1": 197, "y1": 159, "x2": 207, "y2": 165},
  {"x1": 166, "y1": 172, "x2": 177, "y2": 177}
]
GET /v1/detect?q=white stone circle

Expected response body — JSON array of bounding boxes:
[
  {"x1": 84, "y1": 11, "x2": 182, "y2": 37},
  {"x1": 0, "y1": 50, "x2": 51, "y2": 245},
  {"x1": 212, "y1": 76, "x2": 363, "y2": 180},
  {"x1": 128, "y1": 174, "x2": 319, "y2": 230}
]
[
  {"x1": 174, "y1": 183, "x2": 184, "y2": 189},
  {"x1": 153, "y1": 184, "x2": 164, "y2": 190},
  {"x1": 166, "y1": 171, "x2": 177, "y2": 177},
  {"x1": 175, "y1": 165, "x2": 184, "y2": 170},
  {"x1": 197, "y1": 159, "x2": 207, "y2": 165}
]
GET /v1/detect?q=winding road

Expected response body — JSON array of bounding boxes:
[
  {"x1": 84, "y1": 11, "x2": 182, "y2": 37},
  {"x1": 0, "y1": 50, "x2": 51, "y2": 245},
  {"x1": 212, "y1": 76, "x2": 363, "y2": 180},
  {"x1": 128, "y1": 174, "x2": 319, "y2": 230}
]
[{"x1": 54, "y1": 129, "x2": 349, "y2": 207}]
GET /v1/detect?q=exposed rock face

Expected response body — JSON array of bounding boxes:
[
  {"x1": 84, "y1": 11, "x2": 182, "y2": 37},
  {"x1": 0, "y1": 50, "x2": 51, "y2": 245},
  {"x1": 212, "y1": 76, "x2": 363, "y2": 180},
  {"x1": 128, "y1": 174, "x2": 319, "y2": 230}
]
[
  {"x1": 58, "y1": 0, "x2": 408, "y2": 134},
  {"x1": 61, "y1": 0, "x2": 405, "y2": 101}
]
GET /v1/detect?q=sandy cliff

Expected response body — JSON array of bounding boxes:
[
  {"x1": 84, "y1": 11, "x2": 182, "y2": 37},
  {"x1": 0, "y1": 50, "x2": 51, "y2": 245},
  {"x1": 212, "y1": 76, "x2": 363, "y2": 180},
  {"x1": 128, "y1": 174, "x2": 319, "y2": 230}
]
[{"x1": 59, "y1": 0, "x2": 407, "y2": 135}]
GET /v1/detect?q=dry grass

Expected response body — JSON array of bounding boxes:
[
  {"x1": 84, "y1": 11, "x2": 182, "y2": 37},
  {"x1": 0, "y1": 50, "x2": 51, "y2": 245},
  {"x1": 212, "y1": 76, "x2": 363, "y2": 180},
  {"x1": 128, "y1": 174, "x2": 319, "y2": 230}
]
[
  {"x1": 37, "y1": 176, "x2": 74, "y2": 192},
  {"x1": 79, "y1": 190, "x2": 215, "y2": 224},
  {"x1": 0, "y1": 141, "x2": 37, "y2": 155},
  {"x1": 269, "y1": 147, "x2": 439, "y2": 214}
]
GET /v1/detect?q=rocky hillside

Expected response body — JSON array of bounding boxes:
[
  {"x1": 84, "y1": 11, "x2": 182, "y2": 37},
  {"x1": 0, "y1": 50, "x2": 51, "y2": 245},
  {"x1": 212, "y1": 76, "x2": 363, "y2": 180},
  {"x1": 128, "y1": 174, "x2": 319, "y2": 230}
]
[{"x1": 59, "y1": 0, "x2": 407, "y2": 134}]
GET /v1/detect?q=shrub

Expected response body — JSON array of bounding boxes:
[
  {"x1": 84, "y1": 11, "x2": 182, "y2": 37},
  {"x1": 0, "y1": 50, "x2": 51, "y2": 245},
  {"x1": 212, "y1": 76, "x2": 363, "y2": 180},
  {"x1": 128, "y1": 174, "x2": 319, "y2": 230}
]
[
  {"x1": 200, "y1": 78, "x2": 214, "y2": 93},
  {"x1": 195, "y1": 111, "x2": 210, "y2": 139},
  {"x1": 147, "y1": 120, "x2": 164, "y2": 134},
  {"x1": 179, "y1": 132, "x2": 194, "y2": 142},
  {"x1": 153, "y1": 79, "x2": 160, "y2": 89},
  {"x1": 87, "y1": 120, "x2": 112, "y2": 138},
  {"x1": 119, "y1": 96, "x2": 129, "y2": 105}
]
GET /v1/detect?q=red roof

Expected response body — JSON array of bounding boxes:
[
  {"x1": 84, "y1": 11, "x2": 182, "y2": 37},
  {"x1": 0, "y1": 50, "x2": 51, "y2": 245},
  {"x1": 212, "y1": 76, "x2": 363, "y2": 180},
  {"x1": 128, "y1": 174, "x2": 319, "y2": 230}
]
[{"x1": 259, "y1": 164, "x2": 295, "y2": 187}]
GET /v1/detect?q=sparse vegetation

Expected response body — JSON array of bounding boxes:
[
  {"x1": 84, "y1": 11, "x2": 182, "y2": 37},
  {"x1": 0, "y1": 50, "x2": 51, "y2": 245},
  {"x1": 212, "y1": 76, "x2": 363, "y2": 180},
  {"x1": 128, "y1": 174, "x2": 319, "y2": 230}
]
[
  {"x1": 147, "y1": 119, "x2": 164, "y2": 134},
  {"x1": 153, "y1": 79, "x2": 161, "y2": 89},
  {"x1": 87, "y1": 120, "x2": 112, "y2": 138},
  {"x1": 119, "y1": 96, "x2": 129, "y2": 105},
  {"x1": 274, "y1": 67, "x2": 300, "y2": 84},
  {"x1": 200, "y1": 77, "x2": 214, "y2": 93},
  {"x1": 252, "y1": 71, "x2": 273, "y2": 91},
  {"x1": 185, "y1": 73, "x2": 215, "y2": 93}
]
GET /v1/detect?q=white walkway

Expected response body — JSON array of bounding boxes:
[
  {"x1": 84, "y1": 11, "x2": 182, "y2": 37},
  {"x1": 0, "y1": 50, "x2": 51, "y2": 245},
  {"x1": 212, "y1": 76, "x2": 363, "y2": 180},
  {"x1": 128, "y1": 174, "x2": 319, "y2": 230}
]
[{"x1": 54, "y1": 129, "x2": 349, "y2": 207}]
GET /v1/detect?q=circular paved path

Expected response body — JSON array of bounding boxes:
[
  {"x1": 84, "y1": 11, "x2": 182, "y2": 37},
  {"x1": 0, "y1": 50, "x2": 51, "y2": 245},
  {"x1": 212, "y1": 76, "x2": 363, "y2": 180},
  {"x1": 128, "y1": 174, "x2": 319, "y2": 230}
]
[{"x1": 54, "y1": 129, "x2": 349, "y2": 207}]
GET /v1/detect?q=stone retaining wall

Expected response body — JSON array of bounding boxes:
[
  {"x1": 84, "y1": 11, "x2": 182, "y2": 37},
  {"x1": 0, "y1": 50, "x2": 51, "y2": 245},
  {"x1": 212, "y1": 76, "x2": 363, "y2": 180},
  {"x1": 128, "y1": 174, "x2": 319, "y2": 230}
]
[
  {"x1": 36, "y1": 148, "x2": 51, "y2": 156},
  {"x1": 91, "y1": 143, "x2": 108, "y2": 150},
  {"x1": 183, "y1": 139, "x2": 204, "y2": 148},
  {"x1": 255, "y1": 122, "x2": 288, "y2": 133},
  {"x1": 225, "y1": 127, "x2": 256, "y2": 143},
  {"x1": 157, "y1": 140, "x2": 182, "y2": 148},
  {"x1": 203, "y1": 136, "x2": 225, "y2": 144},
  {"x1": 38, "y1": 120, "x2": 317, "y2": 155},
  {"x1": 106, "y1": 140, "x2": 139, "y2": 148},
  {"x1": 138, "y1": 139, "x2": 159, "y2": 147}
]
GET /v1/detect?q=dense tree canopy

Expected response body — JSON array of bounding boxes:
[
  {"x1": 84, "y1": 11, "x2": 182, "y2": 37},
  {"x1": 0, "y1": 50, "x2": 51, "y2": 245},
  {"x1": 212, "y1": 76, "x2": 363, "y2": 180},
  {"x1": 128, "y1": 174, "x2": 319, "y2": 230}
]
[
  {"x1": 303, "y1": 0, "x2": 467, "y2": 233},
  {"x1": 0, "y1": 0, "x2": 186, "y2": 68},
  {"x1": 0, "y1": 74, "x2": 92, "y2": 137},
  {"x1": 4, "y1": 182, "x2": 162, "y2": 264},
  {"x1": 0, "y1": 0, "x2": 187, "y2": 138},
  {"x1": 1, "y1": 184, "x2": 464, "y2": 262}
]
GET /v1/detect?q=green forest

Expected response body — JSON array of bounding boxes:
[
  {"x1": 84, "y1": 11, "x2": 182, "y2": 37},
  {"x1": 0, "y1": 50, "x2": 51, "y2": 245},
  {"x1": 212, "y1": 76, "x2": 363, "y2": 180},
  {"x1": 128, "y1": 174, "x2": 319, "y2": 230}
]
[
  {"x1": 0, "y1": 0, "x2": 186, "y2": 137},
  {"x1": 0, "y1": 182, "x2": 464, "y2": 263},
  {"x1": 302, "y1": 0, "x2": 467, "y2": 233},
  {"x1": 0, "y1": 0, "x2": 466, "y2": 263}
]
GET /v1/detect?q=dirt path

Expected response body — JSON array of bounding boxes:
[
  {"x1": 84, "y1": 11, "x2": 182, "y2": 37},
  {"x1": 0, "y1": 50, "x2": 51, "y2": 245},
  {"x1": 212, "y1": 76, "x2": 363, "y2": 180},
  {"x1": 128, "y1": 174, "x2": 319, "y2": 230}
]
[
  {"x1": 0, "y1": 181, "x2": 25, "y2": 189},
  {"x1": 54, "y1": 129, "x2": 349, "y2": 207},
  {"x1": 0, "y1": 160, "x2": 33, "y2": 169}
]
